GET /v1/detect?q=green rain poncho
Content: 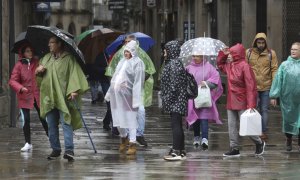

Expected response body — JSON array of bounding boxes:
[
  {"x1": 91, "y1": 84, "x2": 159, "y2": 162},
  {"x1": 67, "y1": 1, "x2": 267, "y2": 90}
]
[
  {"x1": 105, "y1": 46, "x2": 156, "y2": 107},
  {"x1": 269, "y1": 56, "x2": 300, "y2": 135},
  {"x1": 37, "y1": 52, "x2": 89, "y2": 130}
]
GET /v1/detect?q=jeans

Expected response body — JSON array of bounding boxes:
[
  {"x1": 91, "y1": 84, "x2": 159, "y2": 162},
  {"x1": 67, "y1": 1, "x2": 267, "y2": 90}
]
[
  {"x1": 193, "y1": 119, "x2": 208, "y2": 139},
  {"x1": 46, "y1": 109, "x2": 74, "y2": 151},
  {"x1": 171, "y1": 112, "x2": 185, "y2": 150},
  {"x1": 136, "y1": 105, "x2": 145, "y2": 136},
  {"x1": 227, "y1": 110, "x2": 262, "y2": 149},
  {"x1": 89, "y1": 80, "x2": 102, "y2": 101},
  {"x1": 257, "y1": 91, "x2": 270, "y2": 133}
]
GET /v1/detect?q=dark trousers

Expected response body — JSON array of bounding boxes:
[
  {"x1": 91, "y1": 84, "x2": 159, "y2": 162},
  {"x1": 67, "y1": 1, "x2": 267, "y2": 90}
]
[
  {"x1": 170, "y1": 112, "x2": 185, "y2": 150},
  {"x1": 101, "y1": 82, "x2": 112, "y2": 126},
  {"x1": 285, "y1": 129, "x2": 300, "y2": 145},
  {"x1": 20, "y1": 99, "x2": 48, "y2": 144}
]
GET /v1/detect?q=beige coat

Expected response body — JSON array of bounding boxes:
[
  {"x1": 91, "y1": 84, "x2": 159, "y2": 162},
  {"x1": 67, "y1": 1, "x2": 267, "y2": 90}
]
[{"x1": 246, "y1": 33, "x2": 278, "y2": 91}]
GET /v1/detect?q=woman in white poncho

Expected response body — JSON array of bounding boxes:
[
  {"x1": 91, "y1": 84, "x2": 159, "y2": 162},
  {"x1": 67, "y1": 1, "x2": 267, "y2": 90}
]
[{"x1": 105, "y1": 40, "x2": 145, "y2": 155}]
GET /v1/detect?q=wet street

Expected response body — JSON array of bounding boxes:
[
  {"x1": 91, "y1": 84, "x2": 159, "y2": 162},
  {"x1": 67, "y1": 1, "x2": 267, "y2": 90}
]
[{"x1": 1, "y1": 92, "x2": 300, "y2": 179}]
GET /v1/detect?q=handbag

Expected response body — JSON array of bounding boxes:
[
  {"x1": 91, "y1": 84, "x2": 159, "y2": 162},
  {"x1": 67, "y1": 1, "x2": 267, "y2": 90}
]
[
  {"x1": 186, "y1": 70, "x2": 198, "y2": 99},
  {"x1": 239, "y1": 109, "x2": 262, "y2": 136},
  {"x1": 194, "y1": 81, "x2": 212, "y2": 108}
]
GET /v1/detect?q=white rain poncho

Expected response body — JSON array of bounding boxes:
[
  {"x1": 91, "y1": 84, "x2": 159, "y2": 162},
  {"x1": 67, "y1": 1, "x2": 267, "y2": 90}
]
[
  {"x1": 105, "y1": 40, "x2": 145, "y2": 128},
  {"x1": 269, "y1": 56, "x2": 300, "y2": 135}
]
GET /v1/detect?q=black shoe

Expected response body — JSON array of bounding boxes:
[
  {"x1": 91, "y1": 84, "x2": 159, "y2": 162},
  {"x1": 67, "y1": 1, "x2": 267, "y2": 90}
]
[
  {"x1": 103, "y1": 124, "x2": 111, "y2": 131},
  {"x1": 255, "y1": 141, "x2": 265, "y2": 155},
  {"x1": 63, "y1": 150, "x2": 74, "y2": 162},
  {"x1": 286, "y1": 138, "x2": 292, "y2": 151},
  {"x1": 91, "y1": 100, "x2": 97, "y2": 104},
  {"x1": 136, "y1": 136, "x2": 148, "y2": 147},
  {"x1": 47, "y1": 150, "x2": 61, "y2": 160},
  {"x1": 112, "y1": 127, "x2": 119, "y2": 136},
  {"x1": 223, "y1": 148, "x2": 240, "y2": 157}
]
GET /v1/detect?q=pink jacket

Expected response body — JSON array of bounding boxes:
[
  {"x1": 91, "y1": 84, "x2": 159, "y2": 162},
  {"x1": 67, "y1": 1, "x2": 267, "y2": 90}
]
[{"x1": 9, "y1": 57, "x2": 40, "y2": 109}]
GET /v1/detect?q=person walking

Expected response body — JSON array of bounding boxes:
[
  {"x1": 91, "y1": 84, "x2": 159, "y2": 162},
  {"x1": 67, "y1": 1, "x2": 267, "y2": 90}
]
[
  {"x1": 106, "y1": 34, "x2": 156, "y2": 146},
  {"x1": 161, "y1": 40, "x2": 188, "y2": 161},
  {"x1": 270, "y1": 42, "x2": 300, "y2": 152},
  {"x1": 9, "y1": 44, "x2": 48, "y2": 152},
  {"x1": 185, "y1": 48, "x2": 223, "y2": 150},
  {"x1": 246, "y1": 32, "x2": 278, "y2": 140},
  {"x1": 35, "y1": 36, "x2": 89, "y2": 161},
  {"x1": 105, "y1": 40, "x2": 145, "y2": 155},
  {"x1": 217, "y1": 43, "x2": 265, "y2": 157}
]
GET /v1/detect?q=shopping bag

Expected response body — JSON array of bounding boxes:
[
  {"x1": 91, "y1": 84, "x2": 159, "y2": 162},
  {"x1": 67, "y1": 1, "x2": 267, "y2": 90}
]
[
  {"x1": 194, "y1": 82, "x2": 212, "y2": 108},
  {"x1": 239, "y1": 109, "x2": 262, "y2": 136}
]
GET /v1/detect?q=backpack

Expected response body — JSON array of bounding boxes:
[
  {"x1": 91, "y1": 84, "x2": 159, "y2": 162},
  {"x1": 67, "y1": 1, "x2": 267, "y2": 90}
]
[
  {"x1": 247, "y1": 48, "x2": 272, "y2": 75},
  {"x1": 186, "y1": 70, "x2": 198, "y2": 99}
]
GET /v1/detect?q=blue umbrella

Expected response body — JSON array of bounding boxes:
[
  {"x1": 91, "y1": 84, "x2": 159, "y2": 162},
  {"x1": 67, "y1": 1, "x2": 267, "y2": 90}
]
[{"x1": 105, "y1": 32, "x2": 155, "y2": 55}]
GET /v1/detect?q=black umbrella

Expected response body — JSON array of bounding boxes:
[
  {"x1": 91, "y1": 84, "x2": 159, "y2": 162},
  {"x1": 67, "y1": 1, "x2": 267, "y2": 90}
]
[
  {"x1": 25, "y1": 25, "x2": 85, "y2": 69},
  {"x1": 10, "y1": 31, "x2": 29, "y2": 54}
]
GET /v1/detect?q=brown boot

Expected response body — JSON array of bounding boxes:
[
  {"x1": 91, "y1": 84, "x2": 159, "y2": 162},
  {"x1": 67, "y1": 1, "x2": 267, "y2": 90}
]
[
  {"x1": 126, "y1": 143, "x2": 137, "y2": 155},
  {"x1": 119, "y1": 137, "x2": 129, "y2": 153}
]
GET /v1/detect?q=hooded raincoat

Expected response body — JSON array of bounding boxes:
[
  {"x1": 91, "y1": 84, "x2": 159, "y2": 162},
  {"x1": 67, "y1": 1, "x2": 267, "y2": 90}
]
[
  {"x1": 37, "y1": 51, "x2": 89, "y2": 130},
  {"x1": 269, "y1": 56, "x2": 300, "y2": 135},
  {"x1": 105, "y1": 46, "x2": 155, "y2": 107},
  {"x1": 246, "y1": 33, "x2": 278, "y2": 91},
  {"x1": 160, "y1": 40, "x2": 188, "y2": 115},
  {"x1": 217, "y1": 43, "x2": 257, "y2": 110},
  {"x1": 105, "y1": 41, "x2": 145, "y2": 129},
  {"x1": 186, "y1": 60, "x2": 223, "y2": 125},
  {"x1": 9, "y1": 46, "x2": 40, "y2": 109}
]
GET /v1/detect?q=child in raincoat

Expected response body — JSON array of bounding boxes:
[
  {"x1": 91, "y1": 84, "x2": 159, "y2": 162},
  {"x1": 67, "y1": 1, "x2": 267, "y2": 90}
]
[
  {"x1": 105, "y1": 40, "x2": 145, "y2": 155},
  {"x1": 270, "y1": 42, "x2": 300, "y2": 152}
]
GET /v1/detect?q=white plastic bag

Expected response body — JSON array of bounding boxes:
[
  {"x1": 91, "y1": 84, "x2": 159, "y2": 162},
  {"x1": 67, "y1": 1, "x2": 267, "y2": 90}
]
[
  {"x1": 239, "y1": 109, "x2": 262, "y2": 136},
  {"x1": 194, "y1": 82, "x2": 212, "y2": 108}
]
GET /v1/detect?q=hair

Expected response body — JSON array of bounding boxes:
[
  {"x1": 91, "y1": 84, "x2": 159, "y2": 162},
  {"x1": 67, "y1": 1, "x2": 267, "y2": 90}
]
[
  {"x1": 21, "y1": 44, "x2": 31, "y2": 55},
  {"x1": 125, "y1": 34, "x2": 137, "y2": 41},
  {"x1": 291, "y1": 42, "x2": 300, "y2": 47}
]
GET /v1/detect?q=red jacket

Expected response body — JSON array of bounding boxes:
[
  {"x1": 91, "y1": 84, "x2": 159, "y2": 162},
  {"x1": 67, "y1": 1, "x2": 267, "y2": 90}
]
[
  {"x1": 217, "y1": 43, "x2": 257, "y2": 110},
  {"x1": 9, "y1": 57, "x2": 40, "y2": 109}
]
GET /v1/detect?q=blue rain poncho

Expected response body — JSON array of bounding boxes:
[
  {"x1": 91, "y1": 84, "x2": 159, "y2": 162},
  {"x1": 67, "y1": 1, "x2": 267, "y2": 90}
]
[{"x1": 269, "y1": 56, "x2": 300, "y2": 135}]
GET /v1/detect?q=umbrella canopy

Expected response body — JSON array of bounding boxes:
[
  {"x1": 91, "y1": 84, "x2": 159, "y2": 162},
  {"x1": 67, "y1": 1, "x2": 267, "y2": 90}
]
[
  {"x1": 75, "y1": 28, "x2": 123, "y2": 64},
  {"x1": 180, "y1": 37, "x2": 226, "y2": 67},
  {"x1": 11, "y1": 31, "x2": 29, "y2": 54},
  {"x1": 105, "y1": 32, "x2": 155, "y2": 56},
  {"x1": 25, "y1": 25, "x2": 84, "y2": 68}
]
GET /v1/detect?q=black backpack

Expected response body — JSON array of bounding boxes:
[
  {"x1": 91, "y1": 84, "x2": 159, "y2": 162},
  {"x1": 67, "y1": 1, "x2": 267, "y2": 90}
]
[{"x1": 186, "y1": 70, "x2": 198, "y2": 99}]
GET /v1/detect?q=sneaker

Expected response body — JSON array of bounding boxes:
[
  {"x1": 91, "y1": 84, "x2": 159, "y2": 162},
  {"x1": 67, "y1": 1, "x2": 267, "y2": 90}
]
[
  {"x1": 193, "y1": 136, "x2": 200, "y2": 146},
  {"x1": 255, "y1": 141, "x2": 265, "y2": 155},
  {"x1": 201, "y1": 138, "x2": 208, "y2": 150},
  {"x1": 223, "y1": 148, "x2": 240, "y2": 157},
  {"x1": 47, "y1": 150, "x2": 61, "y2": 160},
  {"x1": 286, "y1": 138, "x2": 292, "y2": 151},
  {"x1": 112, "y1": 127, "x2": 120, "y2": 136},
  {"x1": 164, "y1": 150, "x2": 184, "y2": 161},
  {"x1": 20, "y1": 143, "x2": 32, "y2": 152},
  {"x1": 63, "y1": 150, "x2": 74, "y2": 162},
  {"x1": 136, "y1": 136, "x2": 148, "y2": 147}
]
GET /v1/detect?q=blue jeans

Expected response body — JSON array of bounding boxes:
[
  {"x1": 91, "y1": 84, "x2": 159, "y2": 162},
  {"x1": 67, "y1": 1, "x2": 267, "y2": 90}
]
[
  {"x1": 193, "y1": 119, "x2": 208, "y2": 139},
  {"x1": 257, "y1": 91, "x2": 270, "y2": 133},
  {"x1": 46, "y1": 109, "x2": 74, "y2": 152},
  {"x1": 136, "y1": 105, "x2": 145, "y2": 136}
]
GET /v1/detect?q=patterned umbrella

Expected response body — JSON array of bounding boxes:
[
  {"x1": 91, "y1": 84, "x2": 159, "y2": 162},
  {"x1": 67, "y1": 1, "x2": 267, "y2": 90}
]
[
  {"x1": 75, "y1": 28, "x2": 123, "y2": 64},
  {"x1": 25, "y1": 25, "x2": 85, "y2": 68},
  {"x1": 180, "y1": 37, "x2": 226, "y2": 67}
]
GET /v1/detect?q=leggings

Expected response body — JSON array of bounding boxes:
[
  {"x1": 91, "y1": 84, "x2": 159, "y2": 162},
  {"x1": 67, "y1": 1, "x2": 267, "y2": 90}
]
[{"x1": 20, "y1": 99, "x2": 48, "y2": 144}]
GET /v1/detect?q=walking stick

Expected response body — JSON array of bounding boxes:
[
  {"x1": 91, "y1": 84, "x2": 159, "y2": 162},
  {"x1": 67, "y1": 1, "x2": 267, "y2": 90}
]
[{"x1": 73, "y1": 99, "x2": 97, "y2": 153}]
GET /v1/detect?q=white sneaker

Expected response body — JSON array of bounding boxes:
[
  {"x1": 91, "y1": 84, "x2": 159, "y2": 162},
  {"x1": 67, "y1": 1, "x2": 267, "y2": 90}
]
[
  {"x1": 201, "y1": 138, "x2": 208, "y2": 150},
  {"x1": 193, "y1": 136, "x2": 200, "y2": 146},
  {"x1": 21, "y1": 143, "x2": 32, "y2": 152}
]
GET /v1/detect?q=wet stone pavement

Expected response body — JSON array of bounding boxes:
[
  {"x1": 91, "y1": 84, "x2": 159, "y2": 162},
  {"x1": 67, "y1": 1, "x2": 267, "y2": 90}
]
[{"x1": 1, "y1": 92, "x2": 300, "y2": 179}]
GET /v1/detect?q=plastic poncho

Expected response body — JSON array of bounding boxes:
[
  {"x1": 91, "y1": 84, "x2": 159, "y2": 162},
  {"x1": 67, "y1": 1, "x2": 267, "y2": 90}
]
[
  {"x1": 105, "y1": 46, "x2": 155, "y2": 107},
  {"x1": 269, "y1": 56, "x2": 300, "y2": 135},
  {"x1": 105, "y1": 41, "x2": 145, "y2": 128},
  {"x1": 37, "y1": 52, "x2": 89, "y2": 130},
  {"x1": 185, "y1": 60, "x2": 223, "y2": 125}
]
